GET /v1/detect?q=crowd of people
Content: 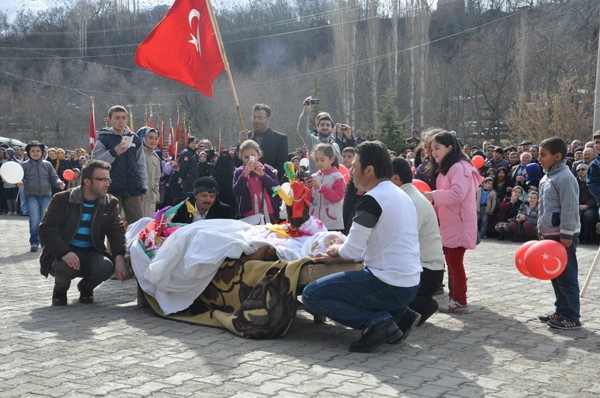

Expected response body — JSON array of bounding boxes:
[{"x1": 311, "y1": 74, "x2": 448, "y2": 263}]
[{"x1": 0, "y1": 100, "x2": 592, "y2": 351}]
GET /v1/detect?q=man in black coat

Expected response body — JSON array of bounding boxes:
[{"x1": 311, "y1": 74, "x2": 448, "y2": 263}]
[
  {"x1": 178, "y1": 136, "x2": 199, "y2": 196},
  {"x1": 239, "y1": 103, "x2": 288, "y2": 181},
  {"x1": 171, "y1": 177, "x2": 234, "y2": 223}
]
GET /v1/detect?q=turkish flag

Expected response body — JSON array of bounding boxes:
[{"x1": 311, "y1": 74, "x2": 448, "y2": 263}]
[{"x1": 134, "y1": 0, "x2": 225, "y2": 96}]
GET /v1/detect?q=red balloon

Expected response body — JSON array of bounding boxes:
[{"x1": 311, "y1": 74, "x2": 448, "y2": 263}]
[
  {"x1": 515, "y1": 240, "x2": 537, "y2": 278},
  {"x1": 524, "y1": 240, "x2": 567, "y2": 280},
  {"x1": 412, "y1": 179, "x2": 432, "y2": 193},
  {"x1": 62, "y1": 169, "x2": 75, "y2": 181},
  {"x1": 338, "y1": 164, "x2": 350, "y2": 183},
  {"x1": 472, "y1": 155, "x2": 485, "y2": 169}
]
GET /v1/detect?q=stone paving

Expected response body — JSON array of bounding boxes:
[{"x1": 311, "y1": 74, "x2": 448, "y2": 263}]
[{"x1": 1, "y1": 214, "x2": 600, "y2": 397}]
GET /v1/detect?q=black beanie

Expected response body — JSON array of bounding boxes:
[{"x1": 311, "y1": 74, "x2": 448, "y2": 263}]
[{"x1": 193, "y1": 177, "x2": 219, "y2": 195}]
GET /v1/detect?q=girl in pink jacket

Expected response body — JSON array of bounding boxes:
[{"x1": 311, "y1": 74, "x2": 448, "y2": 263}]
[{"x1": 424, "y1": 131, "x2": 483, "y2": 313}]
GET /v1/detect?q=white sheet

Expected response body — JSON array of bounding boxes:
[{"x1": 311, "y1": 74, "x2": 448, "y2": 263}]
[{"x1": 128, "y1": 218, "x2": 345, "y2": 315}]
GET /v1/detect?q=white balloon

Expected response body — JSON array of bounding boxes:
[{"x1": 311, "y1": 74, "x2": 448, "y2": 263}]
[
  {"x1": 299, "y1": 158, "x2": 309, "y2": 168},
  {"x1": 0, "y1": 162, "x2": 24, "y2": 184},
  {"x1": 281, "y1": 182, "x2": 291, "y2": 193}
]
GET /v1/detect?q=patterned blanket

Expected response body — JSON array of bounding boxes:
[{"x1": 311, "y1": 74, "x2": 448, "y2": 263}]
[{"x1": 139, "y1": 257, "x2": 312, "y2": 339}]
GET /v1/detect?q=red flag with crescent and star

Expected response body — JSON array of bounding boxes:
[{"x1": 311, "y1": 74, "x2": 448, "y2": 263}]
[{"x1": 134, "y1": 0, "x2": 224, "y2": 96}]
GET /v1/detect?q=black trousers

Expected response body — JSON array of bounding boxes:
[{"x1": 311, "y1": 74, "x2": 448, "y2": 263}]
[
  {"x1": 52, "y1": 250, "x2": 114, "y2": 294},
  {"x1": 410, "y1": 268, "x2": 444, "y2": 314}
]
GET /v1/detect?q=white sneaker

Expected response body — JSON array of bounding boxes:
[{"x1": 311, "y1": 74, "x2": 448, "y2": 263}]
[{"x1": 440, "y1": 299, "x2": 469, "y2": 314}]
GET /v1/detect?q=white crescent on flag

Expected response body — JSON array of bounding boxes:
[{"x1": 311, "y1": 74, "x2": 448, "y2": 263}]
[{"x1": 188, "y1": 9, "x2": 202, "y2": 56}]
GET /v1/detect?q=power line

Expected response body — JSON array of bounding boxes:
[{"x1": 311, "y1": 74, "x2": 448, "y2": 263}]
[{"x1": 0, "y1": 9, "x2": 523, "y2": 97}]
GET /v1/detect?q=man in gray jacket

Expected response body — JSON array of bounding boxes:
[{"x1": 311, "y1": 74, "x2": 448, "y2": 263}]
[
  {"x1": 296, "y1": 96, "x2": 355, "y2": 173},
  {"x1": 18, "y1": 141, "x2": 64, "y2": 252}
]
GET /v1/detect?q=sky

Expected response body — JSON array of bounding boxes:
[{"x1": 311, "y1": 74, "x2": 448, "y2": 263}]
[{"x1": 1, "y1": 0, "x2": 240, "y2": 22}]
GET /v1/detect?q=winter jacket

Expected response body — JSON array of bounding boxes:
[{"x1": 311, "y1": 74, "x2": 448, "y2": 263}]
[
  {"x1": 92, "y1": 127, "x2": 147, "y2": 197},
  {"x1": 432, "y1": 160, "x2": 484, "y2": 249},
  {"x1": 232, "y1": 163, "x2": 279, "y2": 221},
  {"x1": 476, "y1": 187, "x2": 498, "y2": 215},
  {"x1": 21, "y1": 158, "x2": 62, "y2": 196},
  {"x1": 307, "y1": 166, "x2": 346, "y2": 231},
  {"x1": 538, "y1": 159, "x2": 580, "y2": 240},
  {"x1": 142, "y1": 144, "x2": 161, "y2": 217},
  {"x1": 38, "y1": 186, "x2": 125, "y2": 277},
  {"x1": 178, "y1": 147, "x2": 199, "y2": 195}
]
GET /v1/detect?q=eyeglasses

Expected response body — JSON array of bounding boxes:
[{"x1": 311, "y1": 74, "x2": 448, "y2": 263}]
[
  {"x1": 251, "y1": 116, "x2": 267, "y2": 121},
  {"x1": 93, "y1": 178, "x2": 112, "y2": 183},
  {"x1": 577, "y1": 169, "x2": 587, "y2": 172}
]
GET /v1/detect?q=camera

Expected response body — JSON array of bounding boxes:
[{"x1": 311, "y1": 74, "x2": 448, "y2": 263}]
[
  {"x1": 310, "y1": 98, "x2": 319, "y2": 104},
  {"x1": 249, "y1": 155, "x2": 256, "y2": 161},
  {"x1": 341, "y1": 124, "x2": 348, "y2": 131}
]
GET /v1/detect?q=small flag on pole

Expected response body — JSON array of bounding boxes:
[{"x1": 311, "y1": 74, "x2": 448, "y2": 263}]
[
  {"x1": 129, "y1": 106, "x2": 135, "y2": 132},
  {"x1": 89, "y1": 98, "x2": 96, "y2": 152}
]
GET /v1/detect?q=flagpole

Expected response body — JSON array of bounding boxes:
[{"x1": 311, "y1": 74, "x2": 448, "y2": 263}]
[{"x1": 206, "y1": 0, "x2": 245, "y2": 131}]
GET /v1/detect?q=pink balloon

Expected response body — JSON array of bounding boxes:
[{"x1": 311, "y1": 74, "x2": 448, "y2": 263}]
[
  {"x1": 62, "y1": 169, "x2": 75, "y2": 181},
  {"x1": 338, "y1": 164, "x2": 350, "y2": 183},
  {"x1": 524, "y1": 240, "x2": 568, "y2": 280},
  {"x1": 412, "y1": 179, "x2": 432, "y2": 193},
  {"x1": 515, "y1": 240, "x2": 536, "y2": 278},
  {"x1": 472, "y1": 155, "x2": 485, "y2": 169}
]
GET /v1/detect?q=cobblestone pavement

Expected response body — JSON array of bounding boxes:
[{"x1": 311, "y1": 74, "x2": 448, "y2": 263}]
[{"x1": 1, "y1": 214, "x2": 600, "y2": 397}]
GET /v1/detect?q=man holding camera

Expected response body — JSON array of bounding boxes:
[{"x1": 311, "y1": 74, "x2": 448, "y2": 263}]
[
  {"x1": 92, "y1": 105, "x2": 147, "y2": 224},
  {"x1": 296, "y1": 96, "x2": 355, "y2": 173}
]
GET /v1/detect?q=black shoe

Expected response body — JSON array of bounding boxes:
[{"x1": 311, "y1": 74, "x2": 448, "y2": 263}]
[
  {"x1": 390, "y1": 310, "x2": 422, "y2": 344},
  {"x1": 30, "y1": 245, "x2": 38, "y2": 252},
  {"x1": 52, "y1": 289, "x2": 67, "y2": 306},
  {"x1": 349, "y1": 319, "x2": 402, "y2": 353},
  {"x1": 77, "y1": 281, "x2": 94, "y2": 304}
]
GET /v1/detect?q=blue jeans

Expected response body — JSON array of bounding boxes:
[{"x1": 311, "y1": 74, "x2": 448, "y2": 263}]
[
  {"x1": 478, "y1": 206, "x2": 489, "y2": 238},
  {"x1": 302, "y1": 267, "x2": 419, "y2": 330},
  {"x1": 551, "y1": 235, "x2": 580, "y2": 321},
  {"x1": 19, "y1": 186, "x2": 28, "y2": 215},
  {"x1": 27, "y1": 195, "x2": 52, "y2": 246}
]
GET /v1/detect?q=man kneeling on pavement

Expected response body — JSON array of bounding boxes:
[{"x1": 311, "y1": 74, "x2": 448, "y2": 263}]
[
  {"x1": 39, "y1": 160, "x2": 130, "y2": 306},
  {"x1": 302, "y1": 141, "x2": 423, "y2": 353}
]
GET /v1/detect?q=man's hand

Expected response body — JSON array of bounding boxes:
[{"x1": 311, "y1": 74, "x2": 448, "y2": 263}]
[
  {"x1": 114, "y1": 143, "x2": 128, "y2": 156},
  {"x1": 339, "y1": 124, "x2": 352, "y2": 139},
  {"x1": 303, "y1": 96, "x2": 312, "y2": 111},
  {"x1": 579, "y1": 204, "x2": 589, "y2": 211},
  {"x1": 561, "y1": 238, "x2": 572, "y2": 248},
  {"x1": 16, "y1": 181, "x2": 23, "y2": 188},
  {"x1": 313, "y1": 244, "x2": 341, "y2": 264},
  {"x1": 58, "y1": 182, "x2": 66, "y2": 190},
  {"x1": 114, "y1": 255, "x2": 130, "y2": 280},
  {"x1": 239, "y1": 129, "x2": 249, "y2": 143},
  {"x1": 140, "y1": 194, "x2": 146, "y2": 203},
  {"x1": 61, "y1": 252, "x2": 80, "y2": 270}
]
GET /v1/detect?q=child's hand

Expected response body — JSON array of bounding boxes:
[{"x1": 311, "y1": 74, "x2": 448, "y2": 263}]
[
  {"x1": 561, "y1": 238, "x2": 572, "y2": 248},
  {"x1": 254, "y1": 163, "x2": 265, "y2": 177},
  {"x1": 243, "y1": 164, "x2": 252, "y2": 177},
  {"x1": 311, "y1": 178, "x2": 321, "y2": 189}
]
